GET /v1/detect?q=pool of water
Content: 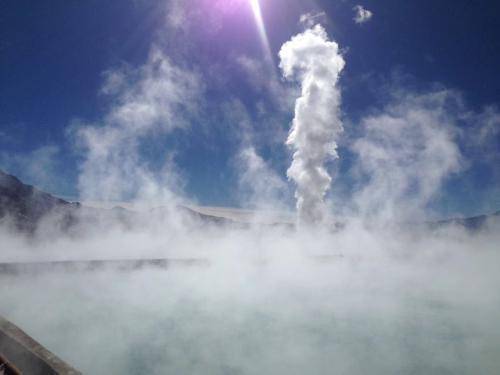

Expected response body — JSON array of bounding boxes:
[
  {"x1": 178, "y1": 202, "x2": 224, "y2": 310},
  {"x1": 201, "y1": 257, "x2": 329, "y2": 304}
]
[{"x1": 1, "y1": 257, "x2": 499, "y2": 375}]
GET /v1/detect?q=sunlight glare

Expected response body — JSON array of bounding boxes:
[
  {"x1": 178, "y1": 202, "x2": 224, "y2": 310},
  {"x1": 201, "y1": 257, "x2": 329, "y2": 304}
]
[{"x1": 249, "y1": 0, "x2": 273, "y2": 64}]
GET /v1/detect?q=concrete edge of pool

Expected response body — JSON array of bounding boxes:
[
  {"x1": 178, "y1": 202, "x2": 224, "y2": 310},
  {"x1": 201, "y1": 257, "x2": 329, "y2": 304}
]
[{"x1": 0, "y1": 316, "x2": 81, "y2": 374}]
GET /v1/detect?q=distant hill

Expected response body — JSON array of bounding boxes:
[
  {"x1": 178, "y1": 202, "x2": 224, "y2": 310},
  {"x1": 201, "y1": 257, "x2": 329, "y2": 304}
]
[
  {"x1": 0, "y1": 170, "x2": 79, "y2": 232},
  {"x1": 434, "y1": 210, "x2": 500, "y2": 231},
  {"x1": 1, "y1": 169, "x2": 498, "y2": 233},
  {"x1": 0, "y1": 170, "x2": 231, "y2": 233}
]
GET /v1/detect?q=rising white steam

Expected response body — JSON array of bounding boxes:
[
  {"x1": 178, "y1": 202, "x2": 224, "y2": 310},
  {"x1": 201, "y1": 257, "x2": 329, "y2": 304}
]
[
  {"x1": 74, "y1": 47, "x2": 202, "y2": 204},
  {"x1": 279, "y1": 24, "x2": 345, "y2": 225},
  {"x1": 352, "y1": 90, "x2": 463, "y2": 222},
  {"x1": 237, "y1": 146, "x2": 288, "y2": 211}
]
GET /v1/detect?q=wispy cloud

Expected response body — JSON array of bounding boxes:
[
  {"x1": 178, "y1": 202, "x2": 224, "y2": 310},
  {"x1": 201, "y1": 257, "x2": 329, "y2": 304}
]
[
  {"x1": 299, "y1": 12, "x2": 327, "y2": 28},
  {"x1": 353, "y1": 5, "x2": 373, "y2": 24}
]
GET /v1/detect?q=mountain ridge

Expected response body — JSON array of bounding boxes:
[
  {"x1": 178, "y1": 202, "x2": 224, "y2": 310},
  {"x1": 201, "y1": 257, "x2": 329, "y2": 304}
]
[
  {"x1": 0, "y1": 169, "x2": 498, "y2": 233},
  {"x1": 0, "y1": 170, "x2": 231, "y2": 232}
]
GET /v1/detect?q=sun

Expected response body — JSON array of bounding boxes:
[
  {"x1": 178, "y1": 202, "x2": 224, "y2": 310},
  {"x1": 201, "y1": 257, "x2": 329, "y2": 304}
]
[{"x1": 249, "y1": 0, "x2": 273, "y2": 63}]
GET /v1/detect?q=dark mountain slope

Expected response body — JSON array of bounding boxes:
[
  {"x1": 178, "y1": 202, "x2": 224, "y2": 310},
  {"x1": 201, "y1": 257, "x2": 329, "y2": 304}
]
[
  {"x1": 435, "y1": 211, "x2": 500, "y2": 231},
  {"x1": 0, "y1": 170, "x2": 232, "y2": 233},
  {"x1": 0, "y1": 170, "x2": 79, "y2": 231}
]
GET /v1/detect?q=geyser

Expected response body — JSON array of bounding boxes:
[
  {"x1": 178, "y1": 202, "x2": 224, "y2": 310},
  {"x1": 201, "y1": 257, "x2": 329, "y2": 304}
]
[
  {"x1": 1, "y1": 5, "x2": 500, "y2": 375},
  {"x1": 279, "y1": 24, "x2": 345, "y2": 225}
]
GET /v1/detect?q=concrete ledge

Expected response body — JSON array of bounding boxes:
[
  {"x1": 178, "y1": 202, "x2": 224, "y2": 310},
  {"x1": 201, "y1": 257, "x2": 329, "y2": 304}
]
[
  {"x1": 0, "y1": 316, "x2": 80, "y2": 374},
  {"x1": 0, "y1": 352, "x2": 22, "y2": 374}
]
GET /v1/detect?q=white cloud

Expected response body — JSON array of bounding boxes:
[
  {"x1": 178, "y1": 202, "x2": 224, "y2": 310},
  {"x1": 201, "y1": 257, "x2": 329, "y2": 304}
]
[
  {"x1": 166, "y1": 0, "x2": 187, "y2": 30},
  {"x1": 299, "y1": 12, "x2": 327, "y2": 28},
  {"x1": 99, "y1": 66, "x2": 129, "y2": 96},
  {"x1": 353, "y1": 5, "x2": 373, "y2": 24}
]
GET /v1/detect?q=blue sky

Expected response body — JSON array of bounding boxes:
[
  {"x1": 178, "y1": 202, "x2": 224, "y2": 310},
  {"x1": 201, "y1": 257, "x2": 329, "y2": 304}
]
[{"x1": 1, "y1": 0, "x2": 499, "y2": 217}]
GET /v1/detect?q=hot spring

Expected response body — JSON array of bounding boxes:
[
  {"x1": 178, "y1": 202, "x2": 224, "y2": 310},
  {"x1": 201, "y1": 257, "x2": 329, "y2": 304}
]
[
  {"x1": 1, "y1": 2, "x2": 499, "y2": 374},
  {"x1": 1, "y1": 221, "x2": 499, "y2": 374}
]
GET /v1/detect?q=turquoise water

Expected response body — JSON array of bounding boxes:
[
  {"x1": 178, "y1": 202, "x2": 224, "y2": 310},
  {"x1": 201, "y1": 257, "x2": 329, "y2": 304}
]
[{"x1": 1, "y1": 260, "x2": 499, "y2": 375}]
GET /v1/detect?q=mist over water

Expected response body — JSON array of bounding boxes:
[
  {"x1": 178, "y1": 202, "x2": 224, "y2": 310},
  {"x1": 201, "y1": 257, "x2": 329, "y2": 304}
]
[
  {"x1": 1, "y1": 18, "x2": 500, "y2": 375},
  {"x1": 1, "y1": 214, "x2": 500, "y2": 374}
]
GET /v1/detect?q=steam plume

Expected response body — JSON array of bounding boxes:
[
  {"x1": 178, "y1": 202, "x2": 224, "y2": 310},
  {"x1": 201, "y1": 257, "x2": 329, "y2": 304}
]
[
  {"x1": 75, "y1": 48, "x2": 201, "y2": 204},
  {"x1": 279, "y1": 25, "x2": 345, "y2": 225}
]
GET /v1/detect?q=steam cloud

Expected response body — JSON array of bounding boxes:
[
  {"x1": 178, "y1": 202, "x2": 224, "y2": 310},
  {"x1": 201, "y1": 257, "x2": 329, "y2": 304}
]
[
  {"x1": 1, "y1": 8, "x2": 500, "y2": 375},
  {"x1": 74, "y1": 47, "x2": 201, "y2": 204},
  {"x1": 351, "y1": 90, "x2": 463, "y2": 222},
  {"x1": 279, "y1": 25, "x2": 345, "y2": 225},
  {"x1": 353, "y1": 5, "x2": 373, "y2": 24}
]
